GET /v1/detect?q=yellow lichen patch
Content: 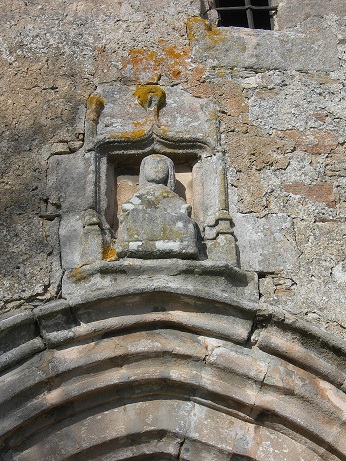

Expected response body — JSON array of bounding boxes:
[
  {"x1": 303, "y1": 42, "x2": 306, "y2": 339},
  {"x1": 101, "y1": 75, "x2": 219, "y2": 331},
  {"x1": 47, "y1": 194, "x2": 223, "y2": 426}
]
[
  {"x1": 86, "y1": 94, "x2": 105, "y2": 123},
  {"x1": 186, "y1": 16, "x2": 227, "y2": 45},
  {"x1": 69, "y1": 267, "x2": 84, "y2": 281},
  {"x1": 159, "y1": 125, "x2": 172, "y2": 137},
  {"x1": 133, "y1": 84, "x2": 166, "y2": 112},
  {"x1": 103, "y1": 245, "x2": 118, "y2": 261},
  {"x1": 109, "y1": 128, "x2": 147, "y2": 140}
]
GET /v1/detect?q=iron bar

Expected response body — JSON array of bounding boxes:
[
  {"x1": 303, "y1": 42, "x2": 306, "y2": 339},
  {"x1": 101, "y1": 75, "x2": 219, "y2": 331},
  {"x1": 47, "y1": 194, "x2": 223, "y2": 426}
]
[{"x1": 215, "y1": 0, "x2": 277, "y2": 30}]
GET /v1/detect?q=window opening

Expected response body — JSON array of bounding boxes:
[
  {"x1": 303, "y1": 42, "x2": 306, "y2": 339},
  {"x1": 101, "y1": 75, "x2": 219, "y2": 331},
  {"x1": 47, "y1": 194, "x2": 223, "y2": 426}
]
[{"x1": 215, "y1": 0, "x2": 277, "y2": 30}]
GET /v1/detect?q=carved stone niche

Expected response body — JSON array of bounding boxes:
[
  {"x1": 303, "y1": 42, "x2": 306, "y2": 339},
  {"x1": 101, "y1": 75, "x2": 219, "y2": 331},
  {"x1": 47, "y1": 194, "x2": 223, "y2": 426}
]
[
  {"x1": 88, "y1": 83, "x2": 238, "y2": 265},
  {"x1": 45, "y1": 83, "x2": 258, "y2": 306}
]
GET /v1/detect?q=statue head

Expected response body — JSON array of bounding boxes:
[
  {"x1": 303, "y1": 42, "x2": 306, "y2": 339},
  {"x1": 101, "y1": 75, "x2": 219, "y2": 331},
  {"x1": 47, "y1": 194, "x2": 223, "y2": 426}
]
[{"x1": 139, "y1": 154, "x2": 175, "y2": 191}]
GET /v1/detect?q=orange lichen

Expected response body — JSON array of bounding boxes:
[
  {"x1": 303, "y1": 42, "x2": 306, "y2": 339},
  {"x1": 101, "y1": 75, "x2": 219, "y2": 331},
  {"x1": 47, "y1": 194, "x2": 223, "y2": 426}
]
[
  {"x1": 121, "y1": 49, "x2": 161, "y2": 83},
  {"x1": 121, "y1": 42, "x2": 191, "y2": 83},
  {"x1": 103, "y1": 246, "x2": 118, "y2": 261},
  {"x1": 158, "y1": 41, "x2": 190, "y2": 81},
  {"x1": 109, "y1": 128, "x2": 147, "y2": 140},
  {"x1": 128, "y1": 49, "x2": 158, "y2": 69},
  {"x1": 86, "y1": 94, "x2": 105, "y2": 123},
  {"x1": 69, "y1": 267, "x2": 84, "y2": 281}
]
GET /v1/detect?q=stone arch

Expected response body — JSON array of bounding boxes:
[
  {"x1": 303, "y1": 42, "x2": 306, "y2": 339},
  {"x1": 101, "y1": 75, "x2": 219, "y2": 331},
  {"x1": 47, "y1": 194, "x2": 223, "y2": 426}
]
[{"x1": 1, "y1": 288, "x2": 345, "y2": 460}]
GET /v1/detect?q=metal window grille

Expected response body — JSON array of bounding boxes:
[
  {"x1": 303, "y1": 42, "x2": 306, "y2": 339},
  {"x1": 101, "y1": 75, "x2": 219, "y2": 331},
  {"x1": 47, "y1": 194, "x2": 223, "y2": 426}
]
[{"x1": 215, "y1": 0, "x2": 277, "y2": 30}]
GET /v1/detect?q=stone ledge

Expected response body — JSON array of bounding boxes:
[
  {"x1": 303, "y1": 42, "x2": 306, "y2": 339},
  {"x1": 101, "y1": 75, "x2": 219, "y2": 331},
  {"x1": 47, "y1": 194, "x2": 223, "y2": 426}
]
[
  {"x1": 62, "y1": 259, "x2": 258, "y2": 309},
  {"x1": 188, "y1": 17, "x2": 339, "y2": 72}
]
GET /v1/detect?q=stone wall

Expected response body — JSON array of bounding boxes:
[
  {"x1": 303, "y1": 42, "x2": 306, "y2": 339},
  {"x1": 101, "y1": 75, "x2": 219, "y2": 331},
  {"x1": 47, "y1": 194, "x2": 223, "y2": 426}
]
[{"x1": 1, "y1": 0, "x2": 345, "y2": 339}]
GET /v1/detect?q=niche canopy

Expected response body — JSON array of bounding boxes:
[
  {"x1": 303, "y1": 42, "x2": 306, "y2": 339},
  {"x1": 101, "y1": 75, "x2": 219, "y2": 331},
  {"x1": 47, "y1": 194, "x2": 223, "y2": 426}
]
[{"x1": 85, "y1": 83, "x2": 219, "y2": 154}]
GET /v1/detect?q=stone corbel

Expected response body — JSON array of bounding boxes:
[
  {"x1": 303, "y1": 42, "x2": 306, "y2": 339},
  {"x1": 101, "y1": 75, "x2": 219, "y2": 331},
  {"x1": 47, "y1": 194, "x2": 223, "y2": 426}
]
[{"x1": 204, "y1": 210, "x2": 238, "y2": 266}]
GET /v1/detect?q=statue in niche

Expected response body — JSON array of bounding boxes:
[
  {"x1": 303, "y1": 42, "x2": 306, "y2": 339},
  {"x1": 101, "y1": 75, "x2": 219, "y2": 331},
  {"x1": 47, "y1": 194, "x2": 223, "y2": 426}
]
[{"x1": 116, "y1": 154, "x2": 199, "y2": 259}]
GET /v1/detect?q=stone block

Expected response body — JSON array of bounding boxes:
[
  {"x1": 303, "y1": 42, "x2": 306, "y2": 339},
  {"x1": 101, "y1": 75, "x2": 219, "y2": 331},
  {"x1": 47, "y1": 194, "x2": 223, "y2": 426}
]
[
  {"x1": 159, "y1": 86, "x2": 218, "y2": 147},
  {"x1": 206, "y1": 234, "x2": 238, "y2": 266},
  {"x1": 59, "y1": 211, "x2": 103, "y2": 270},
  {"x1": 233, "y1": 213, "x2": 300, "y2": 272},
  {"x1": 59, "y1": 259, "x2": 258, "y2": 345},
  {"x1": 0, "y1": 311, "x2": 45, "y2": 372},
  {"x1": 188, "y1": 17, "x2": 339, "y2": 72},
  {"x1": 277, "y1": 1, "x2": 346, "y2": 29},
  {"x1": 34, "y1": 299, "x2": 75, "y2": 347},
  {"x1": 283, "y1": 182, "x2": 336, "y2": 208},
  {"x1": 117, "y1": 208, "x2": 199, "y2": 259},
  {"x1": 62, "y1": 259, "x2": 258, "y2": 306},
  {"x1": 47, "y1": 152, "x2": 96, "y2": 213}
]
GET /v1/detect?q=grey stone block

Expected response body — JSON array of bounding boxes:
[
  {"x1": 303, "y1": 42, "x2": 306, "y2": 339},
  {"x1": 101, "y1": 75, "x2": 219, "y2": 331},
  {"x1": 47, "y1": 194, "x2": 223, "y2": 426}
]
[
  {"x1": 0, "y1": 311, "x2": 45, "y2": 372},
  {"x1": 87, "y1": 84, "x2": 218, "y2": 149},
  {"x1": 189, "y1": 18, "x2": 339, "y2": 72},
  {"x1": 59, "y1": 210, "x2": 103, "y2": 270},
  {"x1": 233, "y1": 213, "x2": 300, "y2": 273},
  {"x1": 47, "y1": 152, "x2": 96, "y2": 213}
]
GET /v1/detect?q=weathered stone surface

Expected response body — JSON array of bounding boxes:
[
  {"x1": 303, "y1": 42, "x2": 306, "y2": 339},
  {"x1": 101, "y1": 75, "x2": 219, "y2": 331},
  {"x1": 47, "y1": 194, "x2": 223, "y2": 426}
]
[
  {"x1": 59, "y1": 210, "x2": 103, "y2": 269},
  {"x1": 233, "y1": 213, "x2": 300, "y2": 273},
  {"x1": 47, "y1": 151, "x2": 96, "y2": 214},
  {"x1": 62, "y1": 259, "x2": 258, "y2": 306},
  {"x1": 87, "y1": 84, "x2": 218, "y2": 148},
  {"x1": 0, "y1": 214, "x2": 52, "y2": 310},
  {"x1": 188, "y1": 17, "x2": 339, "y2": 72},
  {"x1": 258, "y1": 220, "x2": 346, "y2": 335},
  {"x1": 7, "y1": 400, "x2": 335, "y2": 461},
  {"x1": 277, "y1": 1, "x2": 346, "y2": 29},
  {"x1": 283, "y1": 182, "x2": 336, "y2": 208},
  {"x1": 247, "y1": 72, "x2": 346, "y2": 136},
  {"x1": 0, "y1": 310, "x2": 44, "y2": 372},
  {"x1": 1, "y1": 0, "x2": 345, "y2": 338},
  {"x1": 1, "y1": 321, "x2": 345, "y2": 460}
]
